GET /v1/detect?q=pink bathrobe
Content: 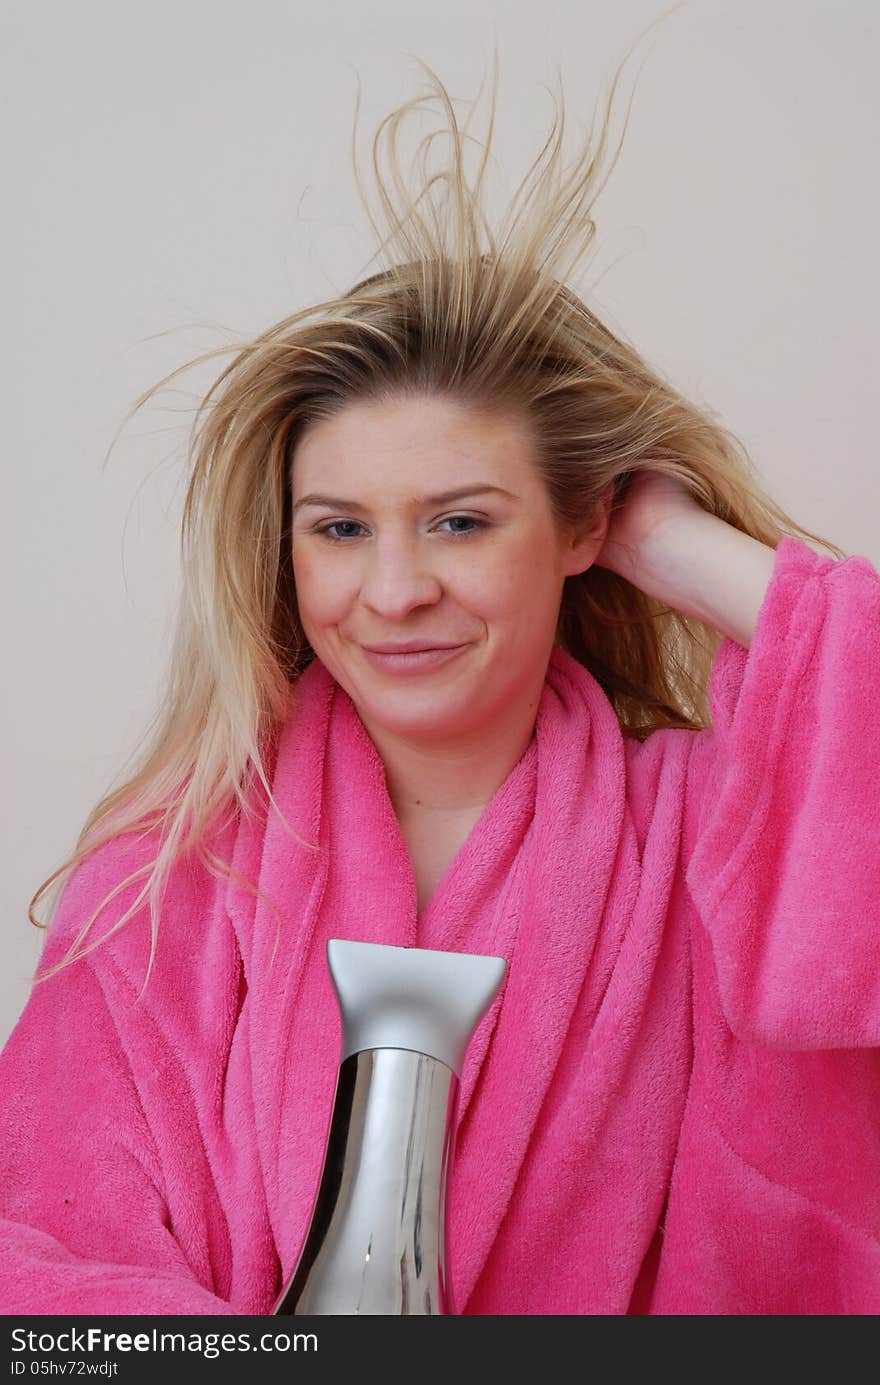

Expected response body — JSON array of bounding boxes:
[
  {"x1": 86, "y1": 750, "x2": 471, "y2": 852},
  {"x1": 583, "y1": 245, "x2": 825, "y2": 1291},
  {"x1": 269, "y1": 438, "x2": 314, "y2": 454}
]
[{"x1": 2, "y1": 534, "x2": 879, "y2": 1315}]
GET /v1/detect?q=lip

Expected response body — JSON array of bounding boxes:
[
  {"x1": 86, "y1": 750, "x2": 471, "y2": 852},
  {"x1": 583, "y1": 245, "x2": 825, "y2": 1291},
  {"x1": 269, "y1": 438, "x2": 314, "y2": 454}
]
[
  {"x1": 360, "y1": 643, "x2": 469, "y2": 675},
  {"x1": 362, "y1": 640, "x2": 465, "y2": 653}
]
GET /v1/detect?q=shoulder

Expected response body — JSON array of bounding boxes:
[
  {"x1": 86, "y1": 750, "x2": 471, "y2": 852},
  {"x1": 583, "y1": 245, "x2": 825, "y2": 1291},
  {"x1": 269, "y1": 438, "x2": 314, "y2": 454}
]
[
  {"x1": 41, "y1": 813, "x2": 242, "y2": 998},
  {"x1": 622, "y1": 723, "x2": 707, "y2": 861}
]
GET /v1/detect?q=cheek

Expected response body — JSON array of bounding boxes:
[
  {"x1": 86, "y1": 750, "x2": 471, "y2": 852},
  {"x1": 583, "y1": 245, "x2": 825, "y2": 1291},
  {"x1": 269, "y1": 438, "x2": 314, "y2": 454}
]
[
  {"x1": 292, "y1": 547, "x2": 344, "y2": 622},
  {"x1": 447, "y1": 571, "x2": 534, "y2": 635},
  {"x1": 468, "y1": 537, "x2": 557, "y2": 606}
]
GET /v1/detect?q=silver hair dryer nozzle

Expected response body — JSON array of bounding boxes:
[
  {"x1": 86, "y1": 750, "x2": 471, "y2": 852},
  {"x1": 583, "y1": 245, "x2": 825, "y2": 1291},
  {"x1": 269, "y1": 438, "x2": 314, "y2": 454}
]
[
  {"x1": 327, "y1": 937, "x2": 507, "y2": 1074},
  {"x1": 273, "y1": 939, "x2": 506, "y2": 1315}
]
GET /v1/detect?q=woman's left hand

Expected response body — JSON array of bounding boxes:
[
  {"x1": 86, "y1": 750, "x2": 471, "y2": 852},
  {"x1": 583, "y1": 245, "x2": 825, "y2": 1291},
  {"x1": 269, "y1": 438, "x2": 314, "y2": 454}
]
[{"x1": 593, "y1": 471, "x2": 708, "y2": 577}]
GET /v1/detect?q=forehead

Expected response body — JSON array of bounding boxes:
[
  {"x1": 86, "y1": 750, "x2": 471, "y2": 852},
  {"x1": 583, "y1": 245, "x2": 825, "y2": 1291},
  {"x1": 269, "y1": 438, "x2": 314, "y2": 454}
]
[{"x1": 290, "y1": 395, "x2": 536, "y2": 490}]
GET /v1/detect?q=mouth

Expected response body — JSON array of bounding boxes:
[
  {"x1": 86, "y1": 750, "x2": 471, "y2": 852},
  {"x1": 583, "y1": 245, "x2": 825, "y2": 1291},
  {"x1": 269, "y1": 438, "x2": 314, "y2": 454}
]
[{"x1": 359, "y1": 644, "x2": 469, "y2": 675}]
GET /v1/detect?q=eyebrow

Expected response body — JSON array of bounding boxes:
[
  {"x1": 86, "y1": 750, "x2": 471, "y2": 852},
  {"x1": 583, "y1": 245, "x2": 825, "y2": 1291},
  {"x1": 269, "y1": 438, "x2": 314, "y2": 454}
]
[{"x1": 291, "y1": 484, "x2": 517, "y2": 516}]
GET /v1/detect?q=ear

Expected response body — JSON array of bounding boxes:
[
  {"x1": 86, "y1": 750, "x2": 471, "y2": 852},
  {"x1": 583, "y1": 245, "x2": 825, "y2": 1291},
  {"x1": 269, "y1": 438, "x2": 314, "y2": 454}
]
[{"x1": 560, "y1": 482, "x2": 614, "y2": 577}]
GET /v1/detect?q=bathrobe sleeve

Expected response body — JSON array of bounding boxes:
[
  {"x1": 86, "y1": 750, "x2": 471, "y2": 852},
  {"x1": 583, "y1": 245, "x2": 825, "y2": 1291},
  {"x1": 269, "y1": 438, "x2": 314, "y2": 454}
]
[
  {"x1": 0, "y1": 855, "x2": 242, "y2": 1315},
  {"x1": 685, "y1": 534, "x2": 880, "y2": 1049}
]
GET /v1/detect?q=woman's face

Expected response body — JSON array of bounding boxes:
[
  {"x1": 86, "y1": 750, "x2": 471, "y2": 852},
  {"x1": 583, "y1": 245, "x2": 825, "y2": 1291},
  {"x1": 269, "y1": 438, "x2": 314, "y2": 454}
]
[{"x1": 290, "y1": 393, "x2": 603, "y2": 746}]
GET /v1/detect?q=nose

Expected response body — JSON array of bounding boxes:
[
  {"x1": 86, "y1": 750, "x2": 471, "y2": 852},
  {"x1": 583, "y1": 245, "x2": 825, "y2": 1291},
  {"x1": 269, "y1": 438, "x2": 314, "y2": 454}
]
[{"x1": 358, "y1": 531, "x2": 443, "y2": 619}]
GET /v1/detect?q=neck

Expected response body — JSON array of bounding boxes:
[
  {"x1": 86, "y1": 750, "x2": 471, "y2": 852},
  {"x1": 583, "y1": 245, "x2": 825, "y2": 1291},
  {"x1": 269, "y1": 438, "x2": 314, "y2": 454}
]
[{"x1": 358, "y1": 674, "x2": 545, "y2": 819}]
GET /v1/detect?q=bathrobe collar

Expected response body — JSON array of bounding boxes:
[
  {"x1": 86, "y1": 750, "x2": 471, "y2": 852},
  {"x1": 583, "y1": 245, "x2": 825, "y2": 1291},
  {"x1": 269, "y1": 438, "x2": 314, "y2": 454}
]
[{"x1": 226, "y1": 644, "x2": 639, "y2": 1308}]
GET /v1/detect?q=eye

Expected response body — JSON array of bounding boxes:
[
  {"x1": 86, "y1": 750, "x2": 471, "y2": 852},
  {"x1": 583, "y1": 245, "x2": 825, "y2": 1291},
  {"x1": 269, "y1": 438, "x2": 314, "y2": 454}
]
[
  {"x1": 437, "y1": 515, "x2": 486, "y2": 537},
  {"x1": 313, "y1": 515, "x2": 488, "y2": 542},
  {"x1": 315, "y1": 520, "x2": 365, "y2": 542}
]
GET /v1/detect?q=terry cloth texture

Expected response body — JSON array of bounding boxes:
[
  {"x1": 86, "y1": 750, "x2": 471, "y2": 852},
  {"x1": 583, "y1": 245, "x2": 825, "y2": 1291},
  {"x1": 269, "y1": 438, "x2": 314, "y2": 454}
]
[{"x1": 1, "y1": 534, "x2": 878, "y2": 1314}]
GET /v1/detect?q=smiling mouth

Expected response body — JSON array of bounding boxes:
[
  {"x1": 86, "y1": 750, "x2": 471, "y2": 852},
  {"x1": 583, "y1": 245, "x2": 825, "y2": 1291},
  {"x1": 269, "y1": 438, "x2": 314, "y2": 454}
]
[{"x1": 359, "y1": 644, "x2": 468, "y2": 675}]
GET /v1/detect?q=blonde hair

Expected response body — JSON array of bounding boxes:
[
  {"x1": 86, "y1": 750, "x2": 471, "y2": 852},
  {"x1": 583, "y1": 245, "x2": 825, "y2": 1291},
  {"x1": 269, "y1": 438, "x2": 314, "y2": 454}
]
[{"x1": 28, "y1": 21, "x2": 844, "y2": 994}]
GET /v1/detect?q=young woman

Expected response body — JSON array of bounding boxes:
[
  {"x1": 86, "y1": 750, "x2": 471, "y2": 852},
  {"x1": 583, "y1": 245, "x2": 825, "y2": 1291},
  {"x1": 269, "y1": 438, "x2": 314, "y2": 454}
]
[{"x1": 2, "y1": 46, "x2": 877, "y2": 1315}]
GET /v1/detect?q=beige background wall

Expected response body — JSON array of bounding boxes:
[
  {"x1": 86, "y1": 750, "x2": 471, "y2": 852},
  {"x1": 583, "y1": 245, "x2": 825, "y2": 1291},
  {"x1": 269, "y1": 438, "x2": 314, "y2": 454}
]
[{"x1": 3, "y1": 0, "x2": 878, "y2": 1047}]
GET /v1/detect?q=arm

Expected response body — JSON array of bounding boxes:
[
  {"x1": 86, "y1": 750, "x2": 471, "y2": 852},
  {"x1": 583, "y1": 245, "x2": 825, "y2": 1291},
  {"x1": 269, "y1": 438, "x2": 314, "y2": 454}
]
[
  {"x1": 0, "y1": 853, "x2": 245, "y2": 1314},
  {"x1": 604, "y1": 507, "x2": 778, "y2": 650},
  {"x1": 599, "y1": 479, "x2": 880, "y2": 1047},
  {"x1": 682, "y1": 533, "x2": 880, "y2": 1048}
]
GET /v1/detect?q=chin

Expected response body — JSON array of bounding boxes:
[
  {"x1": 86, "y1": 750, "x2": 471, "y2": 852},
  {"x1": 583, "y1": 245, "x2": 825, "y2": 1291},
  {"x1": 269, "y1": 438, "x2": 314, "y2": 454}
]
[{"x1": 362, "y1": 688, "x2": 480, "y2": 735}]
